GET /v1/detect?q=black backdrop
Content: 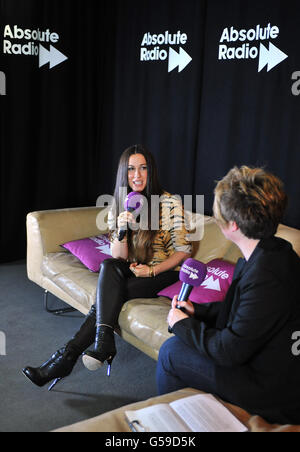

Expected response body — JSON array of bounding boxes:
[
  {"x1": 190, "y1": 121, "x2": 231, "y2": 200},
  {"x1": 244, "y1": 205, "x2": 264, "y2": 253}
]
[{"x1": 1, "y1": 0, "x2": 300, "y2": 263}]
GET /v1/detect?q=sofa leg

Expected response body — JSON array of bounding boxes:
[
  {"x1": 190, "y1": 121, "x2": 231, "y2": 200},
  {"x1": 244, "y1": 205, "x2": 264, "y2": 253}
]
[{"x1": 44, "y1": 290, "x2": 76, "y2": 315}]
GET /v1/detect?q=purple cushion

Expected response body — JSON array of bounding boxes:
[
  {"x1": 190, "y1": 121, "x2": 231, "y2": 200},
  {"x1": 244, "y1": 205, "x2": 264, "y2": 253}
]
[
  {"x1": 158, "y1": 259, "x2": 235, "y2": 304},
  {"x1": 61, "y1": 234, "x2": 112, "y2": 272}
]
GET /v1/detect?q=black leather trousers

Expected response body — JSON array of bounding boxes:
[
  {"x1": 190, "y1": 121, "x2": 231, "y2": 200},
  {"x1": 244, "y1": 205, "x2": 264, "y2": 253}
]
[
  {"x1": 69, "y1": 258, "x2": 179, "y2": 353},
  {"x1": 95, "y1": 258, "x2": 179, "y2": 327}
]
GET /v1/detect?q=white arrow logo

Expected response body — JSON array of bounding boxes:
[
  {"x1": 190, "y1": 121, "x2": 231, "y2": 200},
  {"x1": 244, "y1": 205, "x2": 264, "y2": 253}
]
[
  {"x1": 39, "y1": 44, "x2": 68, "y2": 69},
  {"x1": 258, "y1": 42, "x2": 288, "y2": 72},
  {"x1": 168, "y1": 47, "x2": 192, "y2": 73},
  {"x1": 95, "y1": 244, "x2": 112, "y2": 255},
  {"x1": 201, "y1": 275, "x2": 221, "y2": 291}
]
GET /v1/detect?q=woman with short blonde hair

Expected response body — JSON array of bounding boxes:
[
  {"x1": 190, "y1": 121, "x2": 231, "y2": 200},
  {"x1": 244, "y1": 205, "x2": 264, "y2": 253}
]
[
  {"x1": 213, "y1": 166, "x2": 288, "y2": 238},
  {"x1": 159, "y1": 166, "x2": 300, "y2": 425}
]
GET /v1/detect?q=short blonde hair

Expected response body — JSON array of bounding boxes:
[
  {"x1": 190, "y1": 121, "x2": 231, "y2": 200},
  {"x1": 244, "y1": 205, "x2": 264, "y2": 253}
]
[{"x1": 213, "y1": 166, "x2": 288, "y2": 239}]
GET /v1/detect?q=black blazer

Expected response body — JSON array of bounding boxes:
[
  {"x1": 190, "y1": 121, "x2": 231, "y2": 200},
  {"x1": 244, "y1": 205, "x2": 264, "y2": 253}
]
[{"x1": 173, "y1": 236, "x2": 300, "y2": 424}]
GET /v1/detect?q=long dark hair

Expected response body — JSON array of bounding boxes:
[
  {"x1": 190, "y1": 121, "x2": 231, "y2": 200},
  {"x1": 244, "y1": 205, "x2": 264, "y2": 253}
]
[{"x1": 112, "y1": 144, "x2": 164, "y2": 263}]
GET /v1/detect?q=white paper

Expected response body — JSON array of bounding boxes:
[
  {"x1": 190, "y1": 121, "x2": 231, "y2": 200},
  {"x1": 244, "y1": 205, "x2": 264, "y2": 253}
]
[
  {"x1": 170, "y1": 394, "x2": 247, "y2": 432},
  {"x1": 126, "y1": 404, "x2": 189, "y2": 432},
  {"x1": 125, "y1": 394, "x2": 247, "y2": 433}
]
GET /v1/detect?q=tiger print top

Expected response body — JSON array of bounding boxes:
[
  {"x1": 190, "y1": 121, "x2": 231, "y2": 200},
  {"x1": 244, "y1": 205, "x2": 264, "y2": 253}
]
[{"x1": 108, "y1": 191, "x2": 192, "y2": 270}]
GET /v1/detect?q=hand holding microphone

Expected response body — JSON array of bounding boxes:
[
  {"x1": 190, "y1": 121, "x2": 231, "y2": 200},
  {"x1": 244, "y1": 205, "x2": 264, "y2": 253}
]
[
  {"x1": 118, "y1": 191, "x2": 144, "y2": 242},
  {"x1": 117, "y1": 211, "x2": 136, "y2": 232},
  {"x1": 167, "y1": 296, "x2": 193, "y2": 329},
  {"x1": 171, "y1": 296, "x2": 195, "y2": 316},
  {"x1": 168, "y1": 258, "x2": 207, "y2": 333}
]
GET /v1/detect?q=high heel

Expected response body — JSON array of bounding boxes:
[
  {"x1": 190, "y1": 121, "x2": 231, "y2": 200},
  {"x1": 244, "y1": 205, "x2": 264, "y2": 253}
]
[
  {"x1": 23, "y1": 306, "x2": 97, "y2": 390},
  {"x1": 82, "y1": 351, "x2": 116, "y2": 375},
  {"x1": 47, "y1": 377, "x2": 63, "y2": 391},
  {"x1": 82, "y1": 324, "x2": 116, "y2": 375},
  {"x1": 22, "y1": 347, "x2": 79, "y2": 390},
  {"x1": 106, "y1": 356, "x2": 114, "y2": 377}
]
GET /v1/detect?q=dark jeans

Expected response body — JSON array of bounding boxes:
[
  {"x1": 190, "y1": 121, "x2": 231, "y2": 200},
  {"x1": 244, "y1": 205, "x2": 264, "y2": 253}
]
[
  {"x1": 156, "y1": 335, "x2": 300, "y2": 425},
  {"x1": 156, "y1": 336, "x2": 219, "y2": 396}
]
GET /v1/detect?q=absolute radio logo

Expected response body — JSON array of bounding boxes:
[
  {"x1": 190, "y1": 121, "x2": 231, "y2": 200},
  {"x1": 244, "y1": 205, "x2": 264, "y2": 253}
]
[
  {"x1": 140, "y1": 31, "x2": 192, "y2": 73},
  {"x1": 218, "y1": 23, "x2": 288, "y2": 72},
  {"x1": 2, "y1": 24, "x2": 68, "y2": 69}
]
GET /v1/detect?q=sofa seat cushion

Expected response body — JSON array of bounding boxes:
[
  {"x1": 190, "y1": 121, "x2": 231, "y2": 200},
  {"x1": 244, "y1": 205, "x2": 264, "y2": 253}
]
[
  {"x1": 119, "y1": 297, "x2": 172, "y2": 352},
  {"x1": 42, "y1": 253, "x2": 98, "y2": 310}
]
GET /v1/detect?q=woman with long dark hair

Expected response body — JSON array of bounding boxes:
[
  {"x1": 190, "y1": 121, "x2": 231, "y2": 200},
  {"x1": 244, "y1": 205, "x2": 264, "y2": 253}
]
[{"x1": 23, "y1": 144, "x2": 192, "y2": 389}]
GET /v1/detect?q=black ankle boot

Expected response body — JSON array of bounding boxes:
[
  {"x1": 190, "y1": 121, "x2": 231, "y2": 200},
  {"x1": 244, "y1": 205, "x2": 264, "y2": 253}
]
[
  {"x1": 22, "y1": 346, "x2": 79, "y2": 390},
  {"x1": 23, "y1": 305, "x2": 97, "y2": 390},
  {"x1": 82, "y1": 325, "x2": 116, "y2": 375}
]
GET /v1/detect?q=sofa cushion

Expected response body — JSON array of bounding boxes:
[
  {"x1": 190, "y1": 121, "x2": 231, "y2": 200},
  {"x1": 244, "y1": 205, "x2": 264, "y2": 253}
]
[
  {"x1": 157, "y1": 259, "x2": 235, "y2": 304},
  {"x1": 61, "y1": 234, "x2": 111, "y2": 272},
  {"x1": 42, "y1": 253, "x2": 98, "y2": 310},
  {"x1": 119, "y1": 297, "x2": 172, "y2": 352}
]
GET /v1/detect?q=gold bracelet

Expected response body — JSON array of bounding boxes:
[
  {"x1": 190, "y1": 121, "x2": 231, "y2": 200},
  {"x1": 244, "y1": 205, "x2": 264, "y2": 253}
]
[{"x1": 149, "y1": 265, "x2": 154, "y2": 278}]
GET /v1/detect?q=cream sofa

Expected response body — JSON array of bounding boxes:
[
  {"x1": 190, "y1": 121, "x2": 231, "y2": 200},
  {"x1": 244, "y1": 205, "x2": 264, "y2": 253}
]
[{"x1": 27, "y1": 206, "x2": 300, "y2": 362}]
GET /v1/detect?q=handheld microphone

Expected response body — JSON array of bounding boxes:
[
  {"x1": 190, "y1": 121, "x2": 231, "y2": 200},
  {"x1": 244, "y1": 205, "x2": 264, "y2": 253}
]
[
  {"x1": 118, "y1": 191, "x2": 144, "y2": 241},
  {"x1": 168, "y1": 258, "x2": 207, "y2": 333}
]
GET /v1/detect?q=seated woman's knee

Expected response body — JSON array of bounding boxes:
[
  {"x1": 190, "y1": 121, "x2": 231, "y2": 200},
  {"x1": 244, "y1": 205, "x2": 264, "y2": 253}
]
[
  {"x1": 159, "y1": 337, "x2": 181, "y2": 365},
  {"x1": 100, "y1": 257, "x2": 123, "y2": 270}
]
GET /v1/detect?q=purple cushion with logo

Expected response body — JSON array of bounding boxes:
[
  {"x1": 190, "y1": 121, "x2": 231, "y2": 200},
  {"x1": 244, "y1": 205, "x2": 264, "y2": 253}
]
[
  {"x1": 158, "y1": 259, "x2": 235, "y2": 304},
  {"x1": 61, "y1": 234, "x2": 112, "y2": 272}
]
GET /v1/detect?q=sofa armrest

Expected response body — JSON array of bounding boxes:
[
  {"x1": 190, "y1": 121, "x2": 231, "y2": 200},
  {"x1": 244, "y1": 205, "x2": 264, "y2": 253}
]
[
  {"x1": 26, "y1": 206, "x2": 106, "y2": 284},
  {"x1": 276, "y1": 224, "x2": 300, "y2": 257}
]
